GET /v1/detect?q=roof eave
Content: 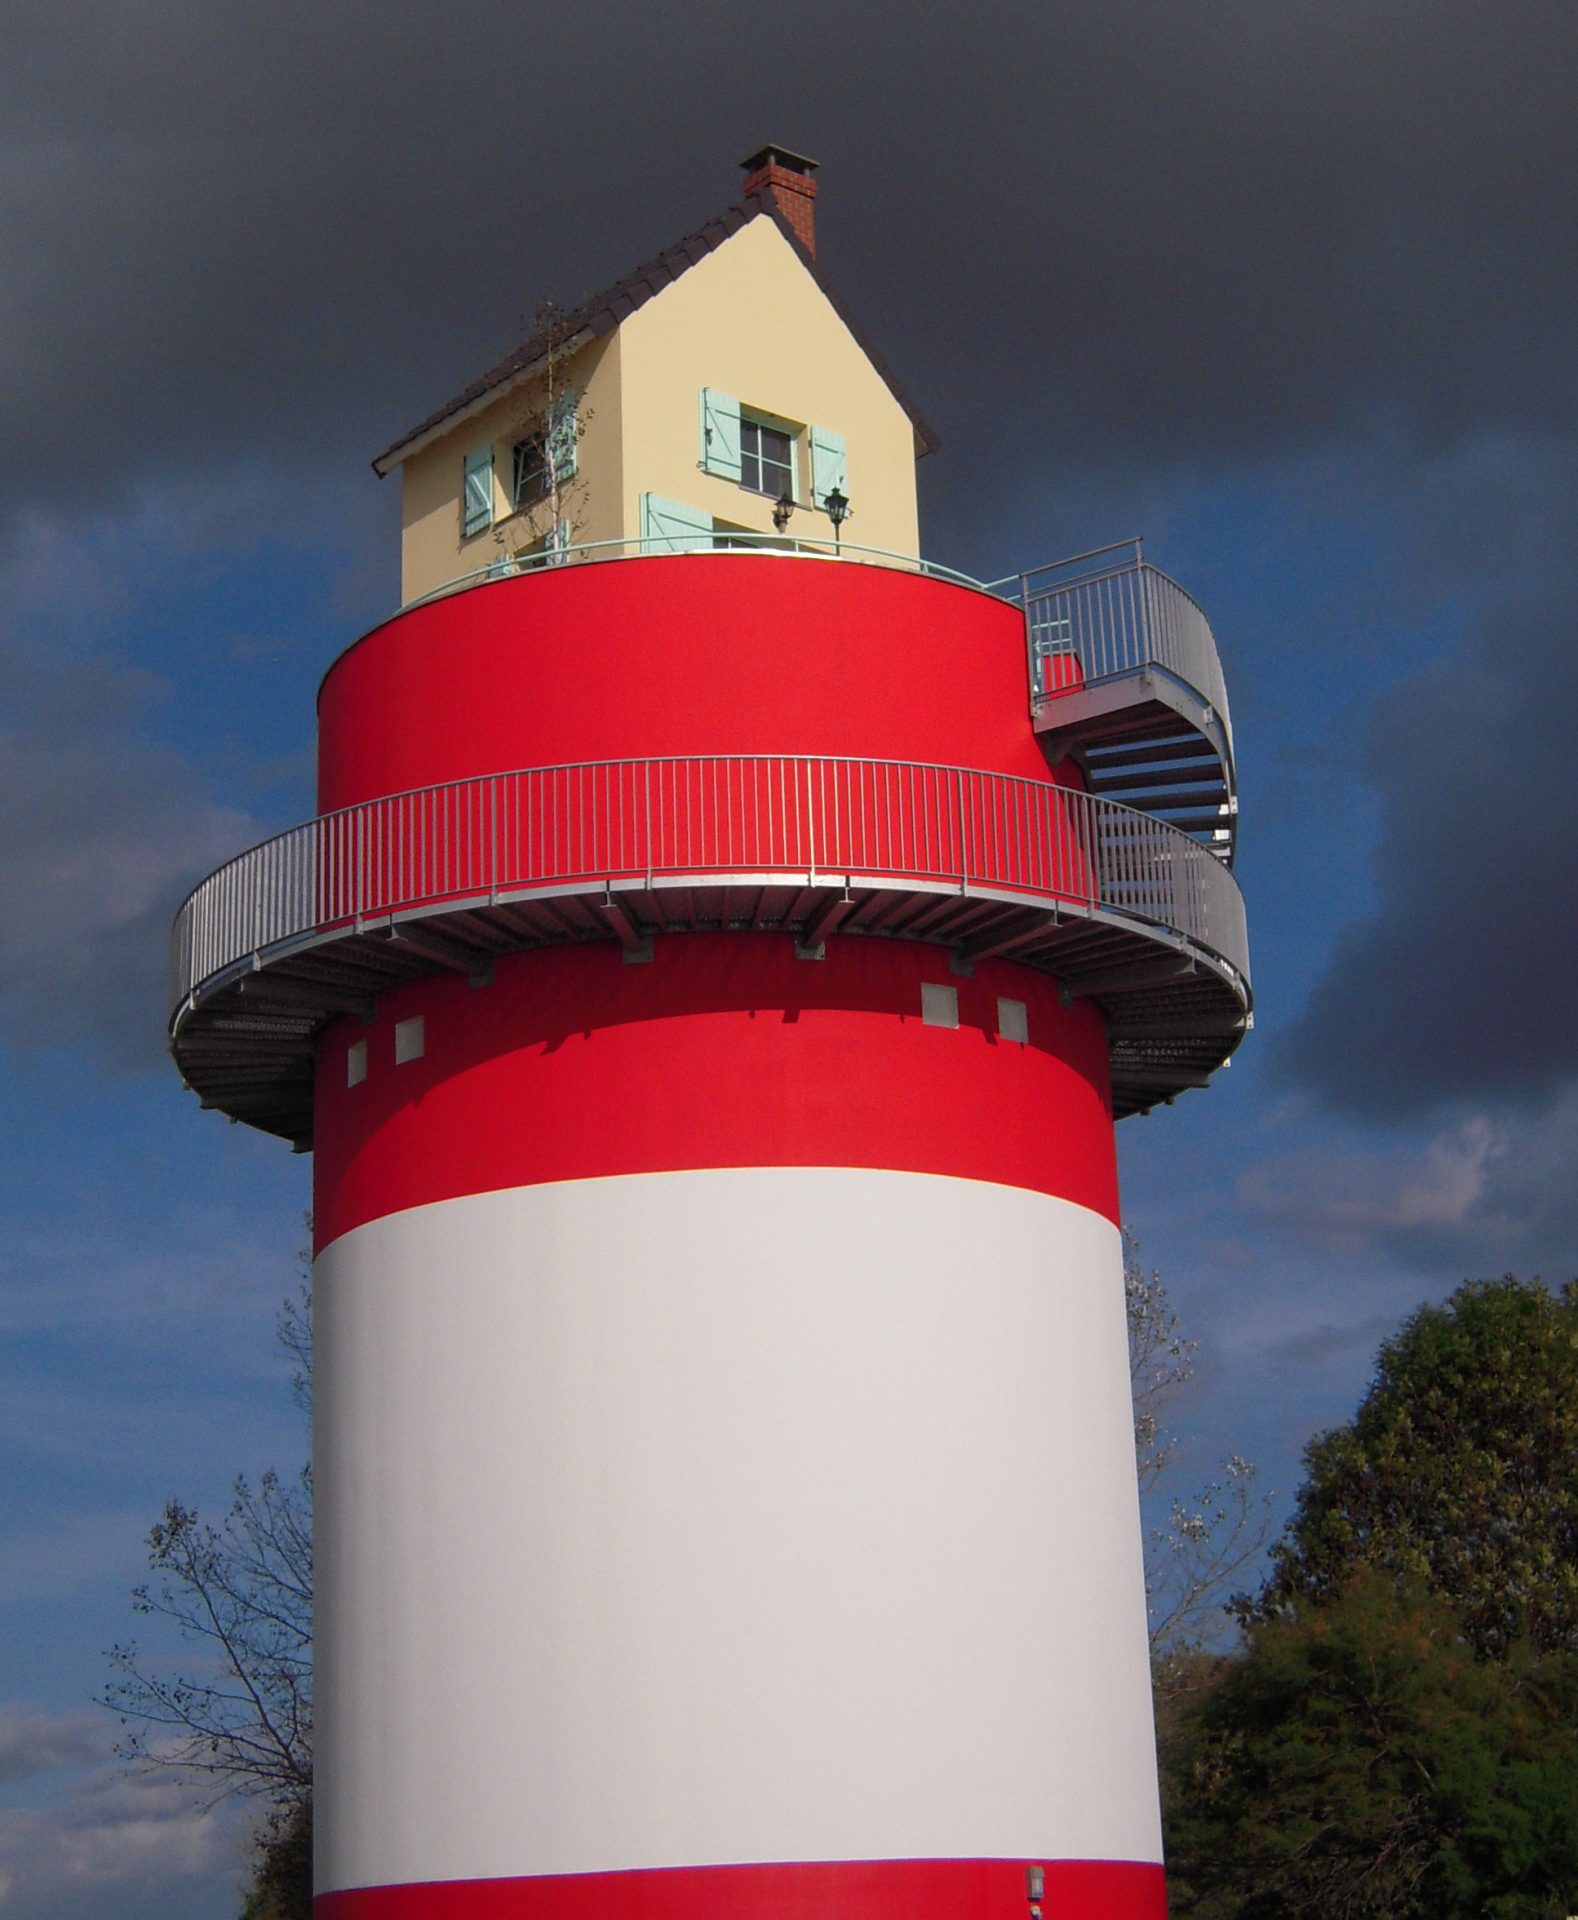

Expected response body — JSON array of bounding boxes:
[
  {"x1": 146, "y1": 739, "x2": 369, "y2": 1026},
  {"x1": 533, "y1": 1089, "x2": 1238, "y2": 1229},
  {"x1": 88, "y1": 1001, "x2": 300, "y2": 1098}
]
[{"x1": 371, "y1": 324, "x2": 600, "y2": 476}]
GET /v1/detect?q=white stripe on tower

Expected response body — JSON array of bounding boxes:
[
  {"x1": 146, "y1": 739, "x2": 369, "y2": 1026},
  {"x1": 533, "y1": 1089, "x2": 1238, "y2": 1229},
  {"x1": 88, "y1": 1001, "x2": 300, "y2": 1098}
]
[{"x1": 314, "y1": 1164, "x2": 1159, "y2": 1898}]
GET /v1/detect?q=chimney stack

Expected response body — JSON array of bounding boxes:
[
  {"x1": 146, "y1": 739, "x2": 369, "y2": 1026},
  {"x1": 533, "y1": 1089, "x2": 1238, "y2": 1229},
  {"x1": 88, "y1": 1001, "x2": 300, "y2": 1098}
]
[{"x1": 740, "y1": 144, "x2": 819, "y2": 256}]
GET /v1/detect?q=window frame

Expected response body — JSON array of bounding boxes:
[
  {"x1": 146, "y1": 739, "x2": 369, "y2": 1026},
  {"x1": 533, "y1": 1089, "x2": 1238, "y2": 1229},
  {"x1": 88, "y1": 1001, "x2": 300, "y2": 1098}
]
[
  {"x1": 511, "y1": 432, "x2": 549, "y2": 510},
  {"x1": 738, "y1": 414, "x2": 797, "y2": 501}
]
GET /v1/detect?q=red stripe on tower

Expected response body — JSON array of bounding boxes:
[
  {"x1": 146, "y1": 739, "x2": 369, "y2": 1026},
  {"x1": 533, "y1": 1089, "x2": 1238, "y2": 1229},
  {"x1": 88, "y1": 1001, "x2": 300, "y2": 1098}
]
[
  {"x1": 316, "y1": 1858, "x2": 1166, "y2": 1920},
  {"x1": 312, "y1": 935, "x2": 1118, "y2": 1251}
]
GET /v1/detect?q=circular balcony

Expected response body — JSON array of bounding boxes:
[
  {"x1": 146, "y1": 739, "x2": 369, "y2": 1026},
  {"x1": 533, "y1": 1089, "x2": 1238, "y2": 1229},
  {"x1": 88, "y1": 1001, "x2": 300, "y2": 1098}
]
[{"x1": 169, "y1": 754, "x2": 1251, "y2": 1144}]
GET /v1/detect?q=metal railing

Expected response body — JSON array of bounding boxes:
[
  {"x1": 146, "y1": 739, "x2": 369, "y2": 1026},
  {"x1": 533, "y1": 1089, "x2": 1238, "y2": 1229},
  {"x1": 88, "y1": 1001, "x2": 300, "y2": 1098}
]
[
  {"x1": 403, "y1": 532, "x2": 996, "y2": 616},
  {"x1": 170, "y1": 755, "x2": 1249, "y2": 1020},
  {"x1": 1018, "y1": 540, "x2": 1232, "y2": 740}
]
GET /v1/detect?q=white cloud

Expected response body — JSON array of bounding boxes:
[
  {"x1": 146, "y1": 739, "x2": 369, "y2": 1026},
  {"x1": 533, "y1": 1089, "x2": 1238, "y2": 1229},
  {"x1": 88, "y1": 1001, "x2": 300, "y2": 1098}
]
[
  {"x1": 0, "y1": 1705, "x2": 103, "y2": 1783},
  {"x1": 0, "y1": 1753, "x2": 248, "y2": 1918},
  {"x1": 1237, "y1": 1116, "x2": 1501, "y2": 1251}
]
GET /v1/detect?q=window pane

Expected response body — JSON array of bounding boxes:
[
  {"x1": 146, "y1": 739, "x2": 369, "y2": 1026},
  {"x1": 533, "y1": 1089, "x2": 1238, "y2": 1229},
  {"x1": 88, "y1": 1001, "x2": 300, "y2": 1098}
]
[
  {"x1": 513, "y1": 435, "x2": 547, "y2": 506},
  {"x1": 738, "y1": 418, "x2": 794, "y2": 498}
]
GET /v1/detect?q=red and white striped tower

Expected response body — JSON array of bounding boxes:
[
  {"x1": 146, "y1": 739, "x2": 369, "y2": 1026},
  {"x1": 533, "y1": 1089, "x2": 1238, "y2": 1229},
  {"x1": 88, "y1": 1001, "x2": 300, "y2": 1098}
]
[{"x1": 170, "y1": 192, "x2": 1248, "y2": 1920}]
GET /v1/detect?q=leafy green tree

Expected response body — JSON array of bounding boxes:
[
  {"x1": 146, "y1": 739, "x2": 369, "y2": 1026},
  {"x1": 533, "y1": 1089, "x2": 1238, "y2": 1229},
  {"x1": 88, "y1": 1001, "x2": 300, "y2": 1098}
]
[
  {"x1": 240, "y1": 1797, "x2": 312, "y2": 1920},
  {"x1": 1257, "y1": 1277, "x2": 1578, "y2": 1658},
  {"x1": 1163, "y1": 1574, "x2": 1578, "y2": 1920}
]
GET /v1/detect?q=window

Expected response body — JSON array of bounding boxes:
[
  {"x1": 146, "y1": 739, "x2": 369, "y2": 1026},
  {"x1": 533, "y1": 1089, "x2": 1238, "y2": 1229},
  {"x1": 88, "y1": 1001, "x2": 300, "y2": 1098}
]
[
  {"x1": 740, "y1": 418, "x2": 794, "y2": 498},
  {"x1": 700, "y1": 390, "x2": 825, "y2": 507},
  {"x1": 507, "y1": 391, "x2": 579, "y2": 513},
  {"x1": 512, "y1": 433, "x2": 548, "y2": 507},
  {"x1": 462, "y1": 445, "x2": 494, "y2": 539}
]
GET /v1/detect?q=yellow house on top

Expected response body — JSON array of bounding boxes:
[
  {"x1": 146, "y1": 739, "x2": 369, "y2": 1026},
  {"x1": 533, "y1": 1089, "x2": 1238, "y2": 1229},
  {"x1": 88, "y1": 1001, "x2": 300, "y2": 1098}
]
[{"x1": 372, "y1": 148, "x2": 939, "y2": 606}]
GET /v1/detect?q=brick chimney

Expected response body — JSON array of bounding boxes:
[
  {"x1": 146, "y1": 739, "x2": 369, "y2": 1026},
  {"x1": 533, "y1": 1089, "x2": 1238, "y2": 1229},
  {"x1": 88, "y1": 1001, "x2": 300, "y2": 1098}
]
[{"x1": 740, "y1": 145, "x2": 819, "y2": 257}]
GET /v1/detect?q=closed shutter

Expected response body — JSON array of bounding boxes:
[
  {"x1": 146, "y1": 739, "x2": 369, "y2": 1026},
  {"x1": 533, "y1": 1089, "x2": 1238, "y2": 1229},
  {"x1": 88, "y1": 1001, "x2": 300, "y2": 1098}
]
[
  {"x1": 462, "y1": 445, "x2": 494, "y2": 538},
  {"x1": 809, "y1": 427, "x2": 847, "y2": 510},
  {"x1": 547, "y1": 389, "x2": 578, "y2": 485},
  {"x1": 699, "y1": 389, "x2": 742, "y2": 481},
  {"x1": 640, "y1": 494, "x2": 715, "y2": 554}
]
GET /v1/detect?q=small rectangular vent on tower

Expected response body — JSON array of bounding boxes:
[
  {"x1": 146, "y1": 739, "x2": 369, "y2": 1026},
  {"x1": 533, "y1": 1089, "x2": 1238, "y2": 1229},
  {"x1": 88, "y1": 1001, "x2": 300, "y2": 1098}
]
[
  {"x1": 394, "y1": 1015, "x2": 426, "y2": 1065},
  {"x1": 998, "y1": 998, "x2": 1029, "y2": 1044},
  {"x1": 921, "y1": 982, "x2": 959, "y2": 1029},
  {"x1": 346, "y1": 1038, "x2": 367, "y2": 1087}
]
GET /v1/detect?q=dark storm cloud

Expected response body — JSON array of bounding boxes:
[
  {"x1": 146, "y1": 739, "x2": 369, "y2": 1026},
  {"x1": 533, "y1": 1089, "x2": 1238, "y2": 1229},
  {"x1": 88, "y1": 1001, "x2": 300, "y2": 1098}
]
[
  {"x1": 0, "y1": 627, "x2": 256, "y2": 1067},
  {"x1": 2, "y1": 0, "x2": 1574, "y2": 526},
  {"x1": 6, "y1": 0, "x2": 1577, "y2": 1098},
  {"x1": 1279, "y1": 443, "x2": 1578, "y2": 1119}
]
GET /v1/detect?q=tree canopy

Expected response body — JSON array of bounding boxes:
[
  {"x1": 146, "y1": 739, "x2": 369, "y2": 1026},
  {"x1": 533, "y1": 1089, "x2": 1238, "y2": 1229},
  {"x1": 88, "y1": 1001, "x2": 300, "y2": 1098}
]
[
  {"x1": 1166, "y1": 1574, "x2": 1578, "y2": 1920},
  {"x1": 1257, "y1": 1277, "x2": 1578, "y2": 1658}
]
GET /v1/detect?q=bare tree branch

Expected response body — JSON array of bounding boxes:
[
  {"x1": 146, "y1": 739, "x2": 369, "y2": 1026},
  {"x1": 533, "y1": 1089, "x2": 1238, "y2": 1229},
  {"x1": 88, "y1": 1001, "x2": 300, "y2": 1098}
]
[
  {"x1": 1125, "y1": 1231, "x2": 1274, "y2": 1689},
  {"x1": 102, "y1": 1293, "x2": 313, "y2": 1814}
]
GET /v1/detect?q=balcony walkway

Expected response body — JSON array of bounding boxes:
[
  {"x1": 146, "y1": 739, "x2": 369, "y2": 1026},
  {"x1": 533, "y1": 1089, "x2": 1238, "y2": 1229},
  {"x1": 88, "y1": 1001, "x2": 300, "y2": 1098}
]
[{"x1": 170, "y1": 753, "x2": 1251, "y2": 1144}]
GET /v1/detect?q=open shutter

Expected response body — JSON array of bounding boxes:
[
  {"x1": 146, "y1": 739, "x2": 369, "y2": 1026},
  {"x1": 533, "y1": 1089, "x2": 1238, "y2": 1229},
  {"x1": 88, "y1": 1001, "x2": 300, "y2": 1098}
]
[
  {"x1": 699, "y1": 389, "x2": 742, "y2": 481},
  {"x1": 809, "y1": 427, "x2": 848, "y2": 511},
  {"x1": 640, "y1": 494, "x2": 714, "y2": 555},
  {"x1": 462, "y1": 444, "x2": 494, "y2": 538},
  {"x1": 546, "y1": 518, "x2": 573, "y2": 564},
  {"x1": 547, "y1": 389, "x2": 578, "y2": 485}
]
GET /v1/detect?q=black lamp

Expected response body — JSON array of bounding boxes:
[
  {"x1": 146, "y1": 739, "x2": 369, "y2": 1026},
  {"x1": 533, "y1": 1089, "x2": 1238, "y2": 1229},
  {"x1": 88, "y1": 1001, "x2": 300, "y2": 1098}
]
[
  {"x1": 825, "y1": 485, "x2": 849, "y2": 550},
  {"x1": 772, "y1": 488, "x2": 794, "y2": 534}
]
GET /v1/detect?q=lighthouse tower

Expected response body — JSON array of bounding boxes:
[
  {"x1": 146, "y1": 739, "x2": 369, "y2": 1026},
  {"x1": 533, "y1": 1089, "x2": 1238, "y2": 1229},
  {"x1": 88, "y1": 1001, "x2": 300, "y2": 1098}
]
[{"x1": 171, "y1": 150, "x2": 1249, "y2": 1920}]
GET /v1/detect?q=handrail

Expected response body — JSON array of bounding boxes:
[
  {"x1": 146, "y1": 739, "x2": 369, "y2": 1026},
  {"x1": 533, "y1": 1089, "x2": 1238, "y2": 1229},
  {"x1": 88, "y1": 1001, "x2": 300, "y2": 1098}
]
[
  {"x1": 169, "y1": 755, "x2": 1250, "y2": 1024},
  {"x1": 1015, "y1": 545, "x2": 1234, "y2": 748},
  {"x1": 401, "y1": 533, "x2": 1002, "y2": 616}
]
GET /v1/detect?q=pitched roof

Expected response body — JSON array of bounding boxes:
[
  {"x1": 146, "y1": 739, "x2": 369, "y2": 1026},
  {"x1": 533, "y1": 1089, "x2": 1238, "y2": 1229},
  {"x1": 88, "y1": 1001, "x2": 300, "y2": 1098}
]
[{"x1": 370, "y1": 192, "x2": 940, "y2": 475}]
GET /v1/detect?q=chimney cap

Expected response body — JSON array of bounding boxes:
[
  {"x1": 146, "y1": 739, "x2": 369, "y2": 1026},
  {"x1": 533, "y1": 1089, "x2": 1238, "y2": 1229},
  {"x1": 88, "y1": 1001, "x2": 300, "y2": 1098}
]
[{"x1": 740, "y1": 144, "x2": 819, "y2": 177}]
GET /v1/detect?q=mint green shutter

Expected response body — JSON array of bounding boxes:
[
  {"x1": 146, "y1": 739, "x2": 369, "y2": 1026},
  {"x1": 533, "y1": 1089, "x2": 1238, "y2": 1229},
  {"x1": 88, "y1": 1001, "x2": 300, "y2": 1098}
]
[
  {"x1": 809, "y1": 427, "x2": 847, "y2": 510},
  {"x1": 699, "y1": 389, "x2": 742, "y2": 481},
  {"x1": 547, "y1": 518, "x2": 572, "y2": 563},
  {"x1": 548, "y1": 389, "x2": 578, "y2": 484},
  {"x1": 640, "y1": 494, "x2": 714, "y2": 554},
  {"x1": 462, "y1": 445, "x2": 494, "y2": 537}
]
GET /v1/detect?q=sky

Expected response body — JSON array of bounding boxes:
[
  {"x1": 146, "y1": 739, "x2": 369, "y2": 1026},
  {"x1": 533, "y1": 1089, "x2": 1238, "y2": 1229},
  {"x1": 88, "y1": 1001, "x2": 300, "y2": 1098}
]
[{"x1": 2, "y1": 2, "x2": 1576, "y2": 1911}]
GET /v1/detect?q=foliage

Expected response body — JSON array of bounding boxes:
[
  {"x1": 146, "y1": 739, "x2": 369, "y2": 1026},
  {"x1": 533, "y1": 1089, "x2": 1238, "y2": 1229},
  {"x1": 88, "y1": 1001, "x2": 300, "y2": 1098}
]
[
  {"x1": 1256, "y1": 1276, "x2": 1578, "y2": 1658},
  {"x1": 240, "y1": 1795, "x2": 313, "y2": 1920},
  {"x1": 1125, "y1": 1237, "x2": 1272, "y2": 1686},
  {"x1": 103, "y1": 1464, "x2": 313, "y2": 1808},
  {"x1": 1163, "y1": 1574, "x2": 1578, "y2": 1920}
]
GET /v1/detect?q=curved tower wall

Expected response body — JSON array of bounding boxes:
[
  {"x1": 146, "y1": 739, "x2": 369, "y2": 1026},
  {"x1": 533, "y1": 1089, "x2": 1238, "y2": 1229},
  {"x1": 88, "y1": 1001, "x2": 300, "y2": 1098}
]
[{"x1": 309, "y1": 557, "x2": 1164, "y2": 1917}]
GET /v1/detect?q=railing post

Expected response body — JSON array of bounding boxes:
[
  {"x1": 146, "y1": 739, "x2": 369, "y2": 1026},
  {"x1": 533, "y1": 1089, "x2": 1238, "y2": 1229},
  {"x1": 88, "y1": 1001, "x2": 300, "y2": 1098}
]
[
  {"x1": 643, "y1": 759, "x2": 653, "y2": 887},
  {"x1": 956, "y1": 765, "x2": 968, "y2": 890},
  {"x1": 1021, "y1": 570, "x2": 1038, "y2": 713}
]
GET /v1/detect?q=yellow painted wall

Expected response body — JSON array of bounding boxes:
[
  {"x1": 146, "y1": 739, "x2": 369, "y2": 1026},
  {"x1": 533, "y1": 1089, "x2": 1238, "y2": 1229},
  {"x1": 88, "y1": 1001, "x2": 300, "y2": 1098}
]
[
  {"x1": 615, "y1": 218, "x2": 920, "y2": 556},
  {"x1": 393, "y1": 214, "x2": 921, "y2": 602},
  {"x1": 397, "y1": 332, "x2": 623, "y2": 604}
]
